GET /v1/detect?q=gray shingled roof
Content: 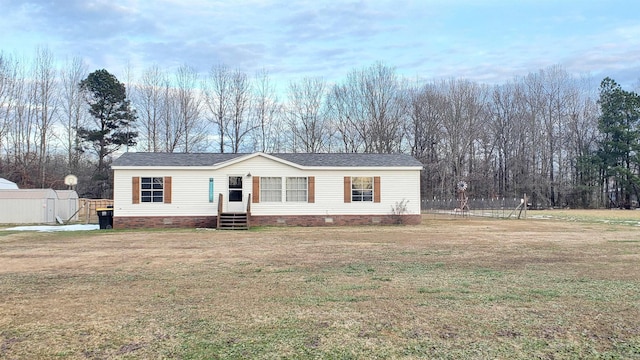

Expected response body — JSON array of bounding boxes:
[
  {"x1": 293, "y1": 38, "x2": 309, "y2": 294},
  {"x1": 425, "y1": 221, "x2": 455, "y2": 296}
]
[
  {"x1": 112, "y1": 152, "x2": 244, "y2": 167},
  {"x1": 112, "y1": 152, "x2": 423, "y2": 168},
  {"x1": 273, "y1": 153, "x2": 422, "y2": 167}
]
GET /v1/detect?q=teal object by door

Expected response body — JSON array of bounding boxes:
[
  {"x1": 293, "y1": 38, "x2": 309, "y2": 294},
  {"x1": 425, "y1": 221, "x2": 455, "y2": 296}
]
[{"x1": 209, "y1": 178, "x2": 214, "y2": 202}]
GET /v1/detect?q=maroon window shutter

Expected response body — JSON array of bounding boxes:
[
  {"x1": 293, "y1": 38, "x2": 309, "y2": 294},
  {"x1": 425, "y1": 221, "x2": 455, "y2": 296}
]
[
  {"x1": 252, "y1": 176, "x2": 260, "y2": 203},
  {"x1": 308, "y1": 176, "x2": 315, "y2": 203},
  {"x1": 374, "y1": 176, "x2": 381, "y2": 203},
  {"x1": 164, "y1": 177, "x2": 172, "y2": 204},
  {"x1": 132, "y1": 177, "x2": 140, "y2": 204},
  {"x1": 343, "y1": 177, "x2": 351, "y2": 203}
]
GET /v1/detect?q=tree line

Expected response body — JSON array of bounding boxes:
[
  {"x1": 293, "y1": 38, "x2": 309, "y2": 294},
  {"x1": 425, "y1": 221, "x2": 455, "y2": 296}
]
[{"x1": 0, "y1": 48, "x2": 638, "y2": 208}]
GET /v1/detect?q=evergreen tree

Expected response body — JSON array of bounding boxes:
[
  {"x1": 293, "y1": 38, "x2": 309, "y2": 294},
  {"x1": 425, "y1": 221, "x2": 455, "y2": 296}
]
[
  {"x1": 79, "y1": 69, "x2": 137, "y2": 197},
  {"x1": 597, "y1": 77, "x2": 640, "y2": 208}
]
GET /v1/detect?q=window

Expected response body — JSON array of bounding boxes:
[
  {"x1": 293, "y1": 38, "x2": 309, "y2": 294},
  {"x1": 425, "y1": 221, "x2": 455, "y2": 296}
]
[
  {"x1": 351, "y1": 177, "x2": 373, "y2": 202},
  {"x1": 253, "y1": 176, "x2": 314, "y2": 204},
  {"x1": 286, "y1": 177, "x2": 307, "y2": 202},
  {"x1": 141, "y1": 177, "x2": 164, "y2": 202},
  {"x1": 132, "y1": 176, "x2": 171, "y2": 204},
  {"x1": 260, "y1": 177, "x2": 282, "y2": 202}
]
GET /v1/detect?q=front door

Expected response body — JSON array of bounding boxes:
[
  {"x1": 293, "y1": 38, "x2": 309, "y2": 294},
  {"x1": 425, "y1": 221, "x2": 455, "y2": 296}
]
[
  {"x1": 228, "y1": 176, "x2": 244, "y2": 212},
  {"x1": 46, "y1": 198, "x2": 56, "y2": 223}
]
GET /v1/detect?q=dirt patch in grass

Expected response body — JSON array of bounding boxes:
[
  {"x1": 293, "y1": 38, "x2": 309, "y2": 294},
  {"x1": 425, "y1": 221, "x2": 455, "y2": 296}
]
[{"x1": 1, "y1": 214, "x2": 639, "y2": 359}]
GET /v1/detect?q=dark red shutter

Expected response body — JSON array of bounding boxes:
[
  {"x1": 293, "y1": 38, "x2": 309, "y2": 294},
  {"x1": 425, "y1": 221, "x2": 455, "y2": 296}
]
[{"x1": 132, "y1": 177, "x2": 140, "y2": 204}]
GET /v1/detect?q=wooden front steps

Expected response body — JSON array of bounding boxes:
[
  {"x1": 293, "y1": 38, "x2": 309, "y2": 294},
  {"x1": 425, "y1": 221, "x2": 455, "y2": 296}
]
[{"x1": 218, "y1": 212, "x2": 249, "y2": 230}]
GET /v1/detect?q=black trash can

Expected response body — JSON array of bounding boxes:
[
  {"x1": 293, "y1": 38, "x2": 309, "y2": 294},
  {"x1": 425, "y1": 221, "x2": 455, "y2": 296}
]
[{"x1": 96, "y1": 206, "x2": 113, "y2": 229}]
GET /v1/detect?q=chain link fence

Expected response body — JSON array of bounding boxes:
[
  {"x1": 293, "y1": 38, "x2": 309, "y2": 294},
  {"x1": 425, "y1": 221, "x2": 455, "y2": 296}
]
[{"x1": 421, "y1": 197, "x2": 525, "y2": 218}]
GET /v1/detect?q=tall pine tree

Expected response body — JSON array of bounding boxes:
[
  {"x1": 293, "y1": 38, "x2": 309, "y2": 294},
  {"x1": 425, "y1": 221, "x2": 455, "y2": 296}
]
[
  {"x1": 597, "y1": 77, "x2": 640, "y2": 208},
  {"x1": 79, "y1": 69, "x2": 137, "y2": 198}
]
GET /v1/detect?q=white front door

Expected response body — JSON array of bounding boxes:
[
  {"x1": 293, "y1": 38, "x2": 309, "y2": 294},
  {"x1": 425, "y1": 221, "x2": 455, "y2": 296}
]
[{"x1": 227, "y1": 176, "x2": 244, "y2": 212}]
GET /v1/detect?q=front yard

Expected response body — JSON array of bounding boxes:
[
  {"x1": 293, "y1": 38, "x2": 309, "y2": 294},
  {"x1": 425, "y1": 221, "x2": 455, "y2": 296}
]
[{"x1": 1, "y1": 214, "x2": 639, "y2": 359}]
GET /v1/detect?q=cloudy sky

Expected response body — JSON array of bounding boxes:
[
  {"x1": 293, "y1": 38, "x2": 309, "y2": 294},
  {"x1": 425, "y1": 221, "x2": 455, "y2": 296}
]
[{"x1": 1, "y1": 0, "x2": 639, "y2": 89}]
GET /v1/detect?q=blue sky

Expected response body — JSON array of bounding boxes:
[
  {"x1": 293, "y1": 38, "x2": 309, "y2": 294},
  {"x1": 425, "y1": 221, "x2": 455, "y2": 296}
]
[{"x1": 1, "y1": 0, "x2": 639, "y2": 89}]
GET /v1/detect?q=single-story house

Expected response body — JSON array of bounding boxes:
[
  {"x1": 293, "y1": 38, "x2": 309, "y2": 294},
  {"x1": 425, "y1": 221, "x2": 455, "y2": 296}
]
[{"x1": 111, "y1": 152, "x2": 423, "y2": 229}]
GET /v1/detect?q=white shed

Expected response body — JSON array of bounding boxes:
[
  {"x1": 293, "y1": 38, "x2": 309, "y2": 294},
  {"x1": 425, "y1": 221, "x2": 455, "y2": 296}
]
[
  {"x1": 54, "y1": 190, "x2": 80, "y2": 222},
  {"x1": 0, "y1": 178, "x2": 18, "y2": 190},
  {"x1": 0, "y1": 189, "x2": 58, "y2": 224}
]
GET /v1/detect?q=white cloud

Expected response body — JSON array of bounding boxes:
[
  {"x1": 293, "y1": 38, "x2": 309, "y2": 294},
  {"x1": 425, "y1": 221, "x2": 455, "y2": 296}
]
[{"x1": 1, "y1": 0, "x2": 639, "y2": 87}]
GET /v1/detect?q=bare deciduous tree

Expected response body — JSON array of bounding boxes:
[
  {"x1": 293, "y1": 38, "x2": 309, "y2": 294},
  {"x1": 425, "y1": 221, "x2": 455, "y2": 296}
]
[
  {"x1": 358, "y1": 62, "x2": 407, "y2": 153},
  {"x1": 440, "y1": 79, "x2": 486, "y2": 188},
  {"x1": 203, "y1": 64, "x2": 232, "y2": 153},
  {"x1": 60, "y1": 56, "x2": 87, "y2": 172},
  {"x1": 135, "y1": 65, "x2": 169, "y2": 152},
  {"x1": 406, "y1": 83, "x2": 447, "y2": 198},
  {"x1": 161, "y1": 85, "x2": 183, "y2": 153},
  {"x1": 487, "y1": 81, "x2": 526, "y2": 198},
  {"x1": 328, "y1": 63, "x2": 407, "y2": 153},
  {"x1": 5, "y1": 54, "x2": 39, "y2": 187},
  {"x1": 285, "y1": 77, "x2": 329, "y2": 152},
  {"x1": 0, "y1": 53, "x2": 16, "y2": 165},
  {"x1": 227, "y1": 69, "x2": 255, "y2": 153},
  {"x1": 173, "y1": 64, "x2": 206, "y2": 153},
  {"x1": 327, "y1": 82, "x2": 366, "y2": 153},
  {"x1": 32, "y1": 47, "x2": 58, "y2": 187},
  {"x1": 252, "y1": 69, "x2": 282, "y2": 152}
]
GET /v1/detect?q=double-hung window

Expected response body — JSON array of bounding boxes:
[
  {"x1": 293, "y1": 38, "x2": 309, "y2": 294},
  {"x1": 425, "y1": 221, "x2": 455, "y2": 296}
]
[
  {"x1": 260, "y1": 177, "x2": 282, "y2": 202},
  {"x1": 132, "y1": 176, "x2": 171, "y2": 204},
  {"x1": 141, "y1": 177, "x2": 164, "y2": 202},
  {"x1": 351, "y1": 177, "x2": 373, "y2": 202},
  {"x1": 253, "y1": 176, "x2": 314, "y2": 203},
  {"x1": 286, "y1": 177, "x2": 308, "y2": 202}
]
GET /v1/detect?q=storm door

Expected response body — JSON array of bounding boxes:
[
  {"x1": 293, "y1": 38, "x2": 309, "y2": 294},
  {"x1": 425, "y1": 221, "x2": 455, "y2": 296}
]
[{"x1": 227, "y1": 176, "x2": 244, "y2": 212}]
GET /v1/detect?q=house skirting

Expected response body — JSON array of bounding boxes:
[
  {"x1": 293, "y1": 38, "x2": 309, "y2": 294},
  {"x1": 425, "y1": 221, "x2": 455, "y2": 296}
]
[
  {"x1": 113, "y1": 214, "x2": 421, "y2": 229},
  {"x1": 114, "y1": 216, "x2": 217, "y2": 229},
  {"x1": 250, "y1": 214, "x2": 422, "y2": 226}
]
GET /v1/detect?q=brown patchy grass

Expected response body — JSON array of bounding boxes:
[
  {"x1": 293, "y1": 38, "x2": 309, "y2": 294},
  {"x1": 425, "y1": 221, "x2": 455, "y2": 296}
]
[{"x1": 1, "y1": 213, "x2": 639, "y2": 359}]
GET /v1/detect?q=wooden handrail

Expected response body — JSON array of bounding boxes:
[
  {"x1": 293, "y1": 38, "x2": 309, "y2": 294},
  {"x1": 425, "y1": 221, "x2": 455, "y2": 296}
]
[
  {"x1": 217, "y1": 193, "x2": 223, "y2": 228},
  {"x1": 246, "y1": 193, "x2": 251, "y2": 229}
]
